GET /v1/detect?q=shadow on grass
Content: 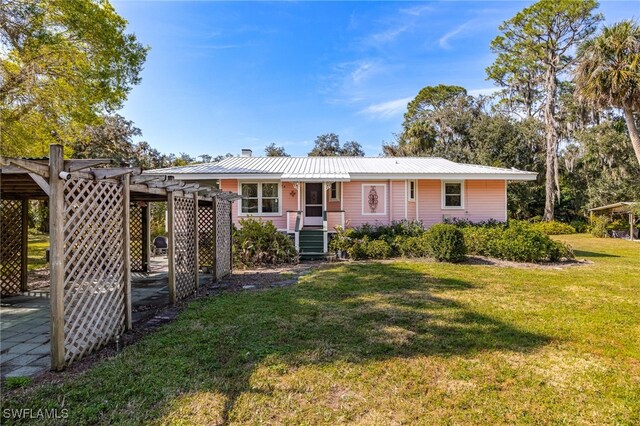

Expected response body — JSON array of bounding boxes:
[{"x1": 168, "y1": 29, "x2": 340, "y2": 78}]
[
  {"x1": 4, "y1": 262, "x2": 551, "y2": 424},
  {"x1": 573, "y1": 249, "x2": 619, "y2": 258}
]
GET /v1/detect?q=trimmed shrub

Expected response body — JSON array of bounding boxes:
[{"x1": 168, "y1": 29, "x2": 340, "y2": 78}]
[
  {"x1": 346, "y1": 237, "x2": 369, "y2": 260},
  {"x1": 530, "y1": 220, "x2": 576, "y2": 235},
  {"x1": 348, "y1": 220, "x2": 426, "y2": 239},
  {"x1": 425, "y1": 224, "x2": 466, "y2": 263},
  {"x1": 233, "y1": 218, "x2": 298, "y2": 267},
  {"x1": 393, "y1": 235, "x2": 431, "y2": 258},
  {"x1": 464, "y1": 221, "x2": 574, "y2": 262},
  {"x1": 590, "y1": 216, "x2": 609, "y2": 238},
  {"x1": 364, "y1": 239, "x2": 392, "y2": 259}
]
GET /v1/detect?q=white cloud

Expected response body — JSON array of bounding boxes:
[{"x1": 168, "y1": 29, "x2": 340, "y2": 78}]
[
  {"x1": 370, "y1": 25, "x2": 409, "y2": 44},
  {"x1": 361, "y1": 97, "x2": 412, "y2": 119},
  {"x1": 438, "y1": 20, "x2": 477, "y2": 49},
  {"x1": 400, "y1": 5, "x2": 434, "y2": 17}
]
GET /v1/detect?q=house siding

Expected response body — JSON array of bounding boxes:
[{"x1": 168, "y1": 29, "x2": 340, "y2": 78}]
[
  {"x1": 342, "y1": 181, "x2": 390, "y2": 228},
  {"x1": 416, "y1": 179, "x2": 506, "y2": 226},
  {"x1": 390, "y1": 180, "x2": 406, "y2": 222},
  {"x1": 223, "y1": 178, "x2": 507, "y2": 230},
  {"x1": 220, "y1": 179, "x2": 298, "y2": 231}
]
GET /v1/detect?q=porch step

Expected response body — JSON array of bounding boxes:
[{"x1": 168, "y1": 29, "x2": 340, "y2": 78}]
[{"x1": 299, "y1": 229, "x2": 326, "y2": 259}]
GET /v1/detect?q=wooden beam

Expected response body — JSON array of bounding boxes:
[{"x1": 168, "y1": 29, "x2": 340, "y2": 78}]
[
  {"x1": 64, "y1": 159, "x2": 112, "y2": 172},
  {"x1": 6, "y1": 159, "x2": 50, "y2": 178},
  {"x1": 49, "y1": 144, "x2": 66, "y2": 371},
  {"x1": 91, "y1": 167, "x2": 141, "y2": 180},
  {"x1": 28, "y1": 173, "x2": 50, "y2": 196},
  {"x1": 142, "y1": 204, "x2": 150, "y2": 272},
  {"x1": 167, "y1": 191, "x2": 176, "y2": 304},
  {"x1": 130, "y1": 184, "x2": 167, "y2": 196},
  {"x1": 21, "y1": 200, "x2": 28, "y2": 292},
  {"x1": 193, "y1": 191, "x2": 199, "y2": 293},
  {"x1": 132, "y1": 175, "x2": 166, "y2": 184},
  {"x1": 122, "y1": 175, "x2": 132, "y2": 330},
  {"x1": 212, "y1": 199, "x2": 218, "y2": 282}
]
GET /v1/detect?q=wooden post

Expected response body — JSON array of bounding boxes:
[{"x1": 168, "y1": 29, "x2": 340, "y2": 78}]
[
  {"x1": 212, "y1": 198, "x2": 218, "y2": 282},
  {"x1": 122, "y1": 175, "x2": 132, "y2": 330},
  {"x1": 193, "y1": 192, "x2": 199, "y2": 292},
  {"x1": 20, "y1": 199, "x2": 28, "y2": 292},
  {"x1": 167, "y1": 191, "x2": 176, "y2": 304},
  {"x1": 142, "y1": 203, "x2": 150, "y2": 272},
  {"x1": 630, "y1": 212, "x2": 635, "y2": 242},
  {"x1": 49, "y1": 144, "x2": 65, "y2": 371},
  {"x1": 229, "y1": 201, "x2": 233, "y2": 275}
]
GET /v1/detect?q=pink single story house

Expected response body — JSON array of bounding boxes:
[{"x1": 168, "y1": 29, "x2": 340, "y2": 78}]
[{"x1": 148, "y1": 150, "x2": 536, "y2": 257}]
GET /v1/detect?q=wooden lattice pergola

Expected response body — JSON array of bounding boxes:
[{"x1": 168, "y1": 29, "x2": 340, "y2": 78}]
[{"x1": 0, "y1": 144, "x2": 239, "y2": 370}]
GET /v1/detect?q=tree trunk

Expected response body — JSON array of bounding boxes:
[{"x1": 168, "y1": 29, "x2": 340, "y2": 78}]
[
  {"x1": 623, "y1": 107, "x2": 640, "y2": 167},
  {"x1": 543, "y1": 56, "x2": 558, "y2": 222}
]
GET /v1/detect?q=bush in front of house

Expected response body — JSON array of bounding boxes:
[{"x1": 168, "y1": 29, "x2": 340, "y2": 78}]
[
  {"x1": 348, "y1": 220, "x2": 426, "y2": 240},
  {"x1": 424, "y1": 224, "x2": 466, "y2": 263},
  {"x1": 461, "y1": 221, "x2": 574, "y2": 262},
  {"x1": 331, "y1": 219, "x2": 573, "y2": 263},
  {"x1": 233, "y1": 218, "x2": 298, "y2": 267},
  {"x1": 529, "y1": 220, "x2": 576, "y2": 235},
  {"x1": 393, "y1": 235, "x2": 431, "y2": 258}
]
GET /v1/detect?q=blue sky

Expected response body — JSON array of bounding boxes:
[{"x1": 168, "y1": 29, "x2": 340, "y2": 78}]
[{"x1": 114, "y1": 1, "x2": 638, "y2": 159}]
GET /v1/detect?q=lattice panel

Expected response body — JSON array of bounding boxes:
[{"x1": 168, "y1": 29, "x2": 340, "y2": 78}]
[
  {"x1": 198, "y1": 204, "x2": 215, "y2": 269},
  {"x1": 0, "y1": 199, "x2": 24, "y2": 296},
  {"x1": 63, "y1": 177, "x2": 125, "y2": 364},
  {"x1": 174, "y1": 195, "x2": 197, "y2": 300},
  {"x1": 216, "y1": 198, "x2": 232, "y2": 279},
  {"x1": 130, "y1": 203, "x2": 144, "y2": 271}
]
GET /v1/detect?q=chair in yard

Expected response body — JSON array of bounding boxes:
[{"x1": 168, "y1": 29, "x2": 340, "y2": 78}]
[{"x1": 153, "y1": 236, "x2": 168, "y2": 255}]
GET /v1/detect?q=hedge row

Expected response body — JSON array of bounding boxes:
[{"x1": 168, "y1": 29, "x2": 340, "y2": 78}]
[{"x1": 330, "y1": 219, "x2": 574, "y2": 263}]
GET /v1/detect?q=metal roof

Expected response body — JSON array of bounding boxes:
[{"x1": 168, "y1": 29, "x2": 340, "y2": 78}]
[
  {"x1": 145, "y1": 156, "x2": 538, "y2": 181},
  {"x1": 588, "y1": 202, "x2": 636, "y2": 212}
]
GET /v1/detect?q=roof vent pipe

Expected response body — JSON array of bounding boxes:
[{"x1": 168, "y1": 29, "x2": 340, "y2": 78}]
[{"x1": 241, "y1": 149, "x2": 252, "y2": 157}]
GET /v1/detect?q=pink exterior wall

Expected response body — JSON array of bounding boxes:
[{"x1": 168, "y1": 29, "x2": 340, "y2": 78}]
[
  {"x1": 416, "y1": 179, "x2": 506, "y2": 226},
  {"x1": 222, "y1": 178, "x2": 507, "y2": 230},
  {"x1": 220, "y1": 179, "x2": 299, "y2": 231},
  {"x1": 342, "y1": 181, "x2": 391, "y2": 228},
  {"x1": 390, "y1": 180, "x2": 406, "y2": 222}
]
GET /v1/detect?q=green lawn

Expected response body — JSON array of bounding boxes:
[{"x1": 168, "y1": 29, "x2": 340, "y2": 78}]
[
  {"x1": 27, "y1": 233, "x2": 49, "y2": 272},
  {"x1": 3, "y1": 235, "x2": 639, "y2": 424}
]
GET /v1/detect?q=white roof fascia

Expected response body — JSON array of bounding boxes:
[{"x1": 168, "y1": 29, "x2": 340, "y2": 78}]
[
  {"x1": 348, "y1": 173, "x2": 537, "y2": 181},
  {"x1": 143, "y1": 173, "x2": 283, "y2": 180}
]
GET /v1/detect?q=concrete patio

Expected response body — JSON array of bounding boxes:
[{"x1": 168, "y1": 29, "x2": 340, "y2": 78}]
[{"x1": 0, "y1": 256, "x2": 191, "y2": 379}]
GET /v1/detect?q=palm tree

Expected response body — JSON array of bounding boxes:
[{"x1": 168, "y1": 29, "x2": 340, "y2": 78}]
[{"x1": 574, "y1": 20, "x2": 640, "y2": 166}]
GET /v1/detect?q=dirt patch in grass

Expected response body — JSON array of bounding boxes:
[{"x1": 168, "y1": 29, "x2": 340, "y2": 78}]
[{"x1": 462, "y1": 255, "x2": 592, "y2": 269}]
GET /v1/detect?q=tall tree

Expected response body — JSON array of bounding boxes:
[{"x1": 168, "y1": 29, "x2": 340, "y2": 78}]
[
  {"x1": 383, "y1": 85, "x2": 482, "y2": 161},
  {"x1": 71, "y1": 114, "x2": 139, "y2": 163},
  {"x1": 0, "y1": 0, "x2": 148, "y2": 156},
  {"x1": 574, "y1": 20, "x2": 640, "y2": 166},
  {"x1": 308, "y1": 133, "x2": 364, "y2": 156},
  {"x1": 308, "y1": 133, "x2": 341, "y2": 156},
  {"x1": 488, "y1": 0, "x2": 601, "y2": 221},
  {"x1": 265, "y1": 143, "x2": 290, "y2": 157},
  {"x1": 340, "y1": 141, "x2": 365, "y2": 156}
]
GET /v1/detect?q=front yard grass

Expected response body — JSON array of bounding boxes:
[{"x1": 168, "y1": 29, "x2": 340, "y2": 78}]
[
  {"x1": 27, "y1": 233, "x2": 48, "y2": 271},
  {"x1": 3, "y1": 234, "x2": 639, "y2": 424}
]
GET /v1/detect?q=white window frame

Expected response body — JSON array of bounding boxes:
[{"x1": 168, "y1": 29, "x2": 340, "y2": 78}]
[
  {"x1": 361, "y1": 183, "x2": 387, "y2": 216},
  {"x1": 407, "y1": 180, "x2": 416, "y2": 202},
  {"x1": 441, "y1": 180, "x2": 464, "y2": 209},
  {"x1": 238, "y1": 181, "x2": 282, "y2": 216},
  {"x1": 329, "y1": 182, "x2": 340, "y2": 201}
]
